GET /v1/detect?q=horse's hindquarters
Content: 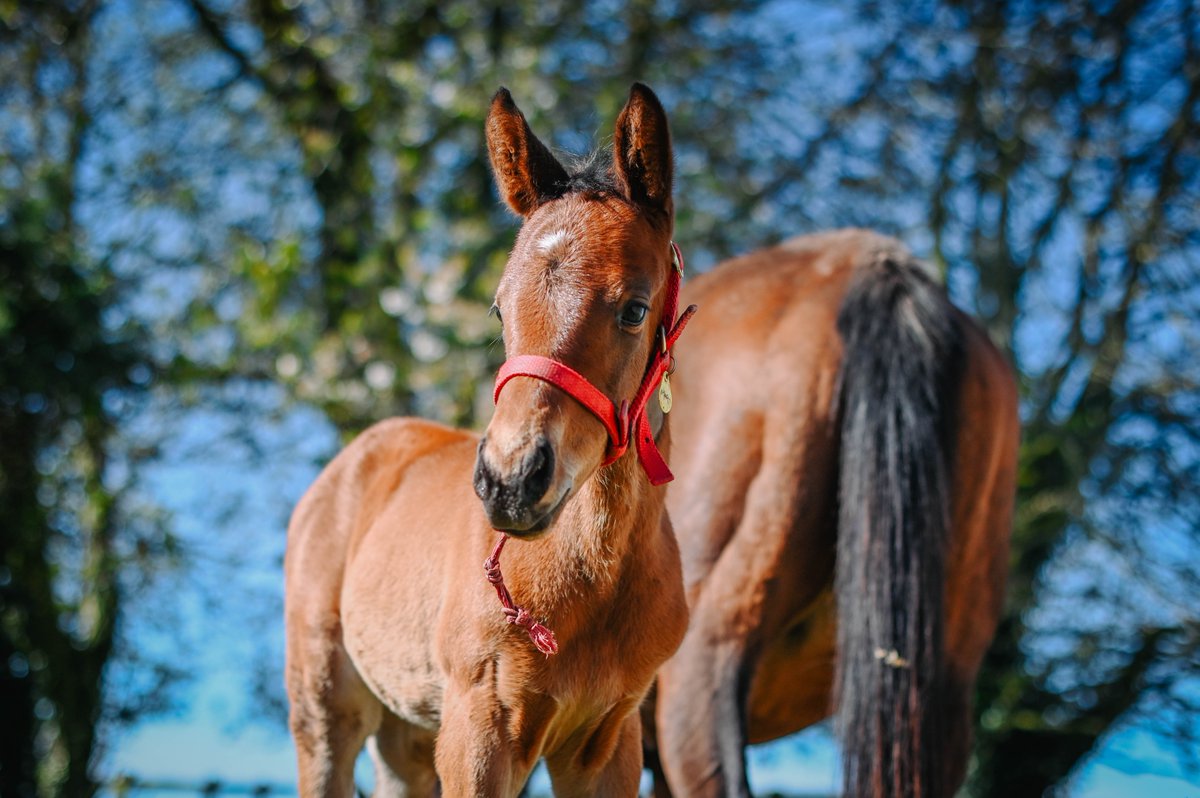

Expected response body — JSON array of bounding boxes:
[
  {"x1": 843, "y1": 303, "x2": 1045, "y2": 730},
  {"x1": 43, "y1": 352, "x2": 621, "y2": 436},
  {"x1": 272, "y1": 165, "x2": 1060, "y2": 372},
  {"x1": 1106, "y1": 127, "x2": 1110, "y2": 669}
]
[{"x1": 654, "y1": 230, "x2": 1019, "y2": 798}]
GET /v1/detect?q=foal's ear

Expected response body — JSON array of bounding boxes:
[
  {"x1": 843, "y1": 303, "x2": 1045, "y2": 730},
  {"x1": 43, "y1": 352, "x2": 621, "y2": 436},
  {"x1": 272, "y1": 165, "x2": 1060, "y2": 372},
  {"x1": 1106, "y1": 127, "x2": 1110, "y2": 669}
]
[
  {"x1": 613, "y1": 83, "x2": 673, "y2": 217},
  {"x1": 486, "y1": 88, "x2": 569, "y2": 217}
]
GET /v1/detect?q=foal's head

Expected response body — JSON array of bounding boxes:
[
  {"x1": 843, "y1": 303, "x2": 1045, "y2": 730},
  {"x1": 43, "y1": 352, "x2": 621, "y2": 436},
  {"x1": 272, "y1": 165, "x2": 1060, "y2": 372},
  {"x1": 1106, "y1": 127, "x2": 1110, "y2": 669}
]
[{"x1": 473, "y1": 83, "x2": 675, "y2": 535}]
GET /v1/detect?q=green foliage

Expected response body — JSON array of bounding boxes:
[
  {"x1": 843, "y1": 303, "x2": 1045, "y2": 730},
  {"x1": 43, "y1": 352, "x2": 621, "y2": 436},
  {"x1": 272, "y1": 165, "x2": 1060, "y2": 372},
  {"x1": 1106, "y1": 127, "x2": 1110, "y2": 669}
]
[{"x1": 1, "y1": 4, "x2": 177, "y2": 795}]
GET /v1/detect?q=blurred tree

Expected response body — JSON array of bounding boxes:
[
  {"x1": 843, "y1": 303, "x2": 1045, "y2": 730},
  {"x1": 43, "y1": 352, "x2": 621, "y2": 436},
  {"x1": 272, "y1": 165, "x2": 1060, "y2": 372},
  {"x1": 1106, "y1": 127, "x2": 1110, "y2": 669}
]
[
  {"x1": 0, "y1": 2, "x2": 178, "y2": 795},
  {"x1": 170, "y1": 1, "x2": 1199, "y2": 792},
  {"x1": 150, "y1": 0, "x2": 799, "y2": 738},
  {"x1": 176, "y1": 0, "x2": 788, "y2": 434},
  {"x1": 4, "y1": 0, "x2": 795, "y2": 791}
]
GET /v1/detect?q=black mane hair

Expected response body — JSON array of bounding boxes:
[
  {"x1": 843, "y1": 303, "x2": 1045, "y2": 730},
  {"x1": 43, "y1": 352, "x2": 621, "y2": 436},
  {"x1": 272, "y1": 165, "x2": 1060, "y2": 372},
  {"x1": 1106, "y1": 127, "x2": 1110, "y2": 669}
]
[{"x1": 562, "y1": 148, "x2": 619, "y2": 196}]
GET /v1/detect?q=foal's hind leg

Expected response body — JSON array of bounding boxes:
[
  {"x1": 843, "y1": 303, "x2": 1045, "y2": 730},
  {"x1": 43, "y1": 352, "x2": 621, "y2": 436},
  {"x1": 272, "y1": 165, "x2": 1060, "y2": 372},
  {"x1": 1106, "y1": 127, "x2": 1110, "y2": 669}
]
[{"x1": 287, "y1": 614, "x2": 381, "y2": 797}]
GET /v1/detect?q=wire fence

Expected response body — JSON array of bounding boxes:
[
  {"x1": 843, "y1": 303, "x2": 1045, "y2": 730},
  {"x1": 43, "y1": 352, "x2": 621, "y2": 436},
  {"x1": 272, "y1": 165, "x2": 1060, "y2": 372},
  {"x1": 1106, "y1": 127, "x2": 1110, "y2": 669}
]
[
  {"x1": 103, "y1": 775, "x2": 834, "y2": 798},
  {"x1": 103, "y1": 777, "x2": 297, "y2": 797}
]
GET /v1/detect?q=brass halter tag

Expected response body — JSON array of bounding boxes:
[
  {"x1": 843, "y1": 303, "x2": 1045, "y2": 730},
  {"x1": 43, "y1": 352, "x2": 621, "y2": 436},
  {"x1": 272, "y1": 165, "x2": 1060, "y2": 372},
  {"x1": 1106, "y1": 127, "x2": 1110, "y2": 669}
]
[
  {"x1": 656, "y1": 325, "x2": 674, "y2": 414},
  {"x1": 658, "y1": 372, "x2": 673, "y2": 414}
]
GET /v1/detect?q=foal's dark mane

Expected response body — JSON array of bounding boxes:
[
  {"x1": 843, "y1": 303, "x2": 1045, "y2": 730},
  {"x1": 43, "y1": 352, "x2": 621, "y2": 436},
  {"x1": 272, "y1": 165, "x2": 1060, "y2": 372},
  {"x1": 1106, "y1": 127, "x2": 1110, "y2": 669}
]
[
  {"x1": 557, "y1": 148, "x2": 671, "y2": 229},
  {"x1": 562, "y1": 149, "x2": 619, "y2": 196}
]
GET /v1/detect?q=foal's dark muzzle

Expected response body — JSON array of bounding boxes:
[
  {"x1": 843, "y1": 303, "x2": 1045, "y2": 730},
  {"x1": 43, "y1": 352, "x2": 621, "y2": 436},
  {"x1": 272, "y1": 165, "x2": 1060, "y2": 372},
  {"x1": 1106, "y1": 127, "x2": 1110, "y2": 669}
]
[{"x1": 473, "y1": 436, "x2": 559, "y2": 534}]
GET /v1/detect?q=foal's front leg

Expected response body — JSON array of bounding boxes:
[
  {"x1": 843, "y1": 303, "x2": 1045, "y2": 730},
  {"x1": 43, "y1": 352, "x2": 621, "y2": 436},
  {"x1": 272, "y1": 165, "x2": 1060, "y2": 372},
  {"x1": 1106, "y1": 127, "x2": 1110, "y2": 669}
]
[
  {"x1": 435, "y1": 684, "x2": 532, "y2": 798},
  {"x1": 546, "y1": 706, "x2": 643, "y2": 798}
]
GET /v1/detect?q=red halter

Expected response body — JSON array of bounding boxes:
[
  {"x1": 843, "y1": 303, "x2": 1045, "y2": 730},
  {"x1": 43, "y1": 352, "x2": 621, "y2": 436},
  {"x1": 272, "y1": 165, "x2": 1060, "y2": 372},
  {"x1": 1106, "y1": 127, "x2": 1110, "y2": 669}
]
[
  {"x1": 493, "y1": 242, "x2": 697, "y2": 486},
  {"x1": 484, "y1": 241, "x2": 696, "y2": 656}
]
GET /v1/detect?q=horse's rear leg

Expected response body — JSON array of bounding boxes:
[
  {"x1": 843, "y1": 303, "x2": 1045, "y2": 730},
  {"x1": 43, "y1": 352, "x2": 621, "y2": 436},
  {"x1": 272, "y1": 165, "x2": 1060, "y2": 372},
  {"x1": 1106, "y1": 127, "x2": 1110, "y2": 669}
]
[
  {"x1": 658, "y1": 437, "x2": 834, "y2": 797},
  {"x1": 369, "y1": 712, "x2": 439, "y2": 797},
  {"x1": 639, "y1": 690, "x2": 676, "y2": 798},
  {"x1": 938, "y1": 670, "x2": 975, "y2": 795},
  {"x1": 287, "y1": 614, "x2": 381, "y2": 798},
  {"x1": 655, "y1": 637, "x2": 749, "y2": 797}
]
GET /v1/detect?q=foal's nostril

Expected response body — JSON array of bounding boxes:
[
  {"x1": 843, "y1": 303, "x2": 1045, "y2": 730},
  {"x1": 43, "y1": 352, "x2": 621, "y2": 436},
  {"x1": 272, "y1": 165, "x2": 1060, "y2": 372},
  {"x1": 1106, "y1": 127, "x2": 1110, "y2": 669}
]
[
  {"x1": 474, "y1": 436, "x2": 556, "y2": 530},
  {"x1": 473, "y1": 437, "x2": 498, "y2": 503},
  {"x1": 521, "y1": 439, "x2": 555, "y2": 505}
]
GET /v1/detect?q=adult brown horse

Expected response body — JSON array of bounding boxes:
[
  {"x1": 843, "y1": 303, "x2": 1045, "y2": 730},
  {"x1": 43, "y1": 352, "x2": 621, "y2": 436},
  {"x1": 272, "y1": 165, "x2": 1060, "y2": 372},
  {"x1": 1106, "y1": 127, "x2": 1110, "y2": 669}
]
[
  {"x1": 285, "y1": 84, "x2": 694, "y2": 796},
  {"x1": 651, "y1": 229, "x2": 1020, "y2": 797}
]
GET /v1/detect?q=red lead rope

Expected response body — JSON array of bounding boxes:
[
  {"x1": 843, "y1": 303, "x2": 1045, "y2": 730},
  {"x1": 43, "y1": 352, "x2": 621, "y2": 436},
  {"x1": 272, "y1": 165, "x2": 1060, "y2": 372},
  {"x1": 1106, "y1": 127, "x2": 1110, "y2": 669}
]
[
  {"x1": 483, "y1": 535, "x2": 559, "y2": 655},
  {"x1": 484, "y1": 242, "x2": 697, "y2": 655}
]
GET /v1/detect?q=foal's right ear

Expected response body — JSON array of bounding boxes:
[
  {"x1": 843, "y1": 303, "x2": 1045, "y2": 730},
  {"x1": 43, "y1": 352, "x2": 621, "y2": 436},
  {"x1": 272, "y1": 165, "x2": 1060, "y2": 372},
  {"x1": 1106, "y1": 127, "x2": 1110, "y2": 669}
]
[
  {"x1": 486, "y1": 88, "x2": 569, "y2": 217},
  {"x1": 613, "y1": 83, "x2": 673, "y2": 217}
]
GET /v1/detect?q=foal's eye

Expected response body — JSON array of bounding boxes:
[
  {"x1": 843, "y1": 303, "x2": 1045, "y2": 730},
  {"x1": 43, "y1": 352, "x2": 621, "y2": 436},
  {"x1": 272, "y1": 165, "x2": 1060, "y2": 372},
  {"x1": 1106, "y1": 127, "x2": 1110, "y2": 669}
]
[
  {"x1": 620, "y1": 301, "x2": 649, "y2": 328},
  {"x1": 489, "y1": 304, "x2": 503, "y2": 325}
]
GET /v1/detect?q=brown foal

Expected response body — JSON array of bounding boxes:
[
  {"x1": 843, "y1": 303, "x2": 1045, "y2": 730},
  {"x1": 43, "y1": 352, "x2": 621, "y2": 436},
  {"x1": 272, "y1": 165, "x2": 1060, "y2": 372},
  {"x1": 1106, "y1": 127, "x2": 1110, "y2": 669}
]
[{"x1": 285, "y1": 84, "x2": 689, "y2": 796}]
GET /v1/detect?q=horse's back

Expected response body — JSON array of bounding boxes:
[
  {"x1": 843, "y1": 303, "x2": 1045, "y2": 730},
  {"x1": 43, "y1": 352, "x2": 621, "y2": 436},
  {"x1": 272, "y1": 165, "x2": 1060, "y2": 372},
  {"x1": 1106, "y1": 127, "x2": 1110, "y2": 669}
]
[
  {"x1": 684, "y1": 228, "x2": 912, "y2": 309},
  {"x1": 674, "y1": 228, "x2": 914, "y2": 433}
]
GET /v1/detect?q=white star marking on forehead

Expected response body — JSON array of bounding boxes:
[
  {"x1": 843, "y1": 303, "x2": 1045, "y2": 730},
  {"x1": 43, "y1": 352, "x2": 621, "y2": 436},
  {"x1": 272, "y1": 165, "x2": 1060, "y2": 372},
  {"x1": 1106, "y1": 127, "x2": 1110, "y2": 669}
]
[{"x1": 536, "y1": 229, "x2": 572, "y2": 262}]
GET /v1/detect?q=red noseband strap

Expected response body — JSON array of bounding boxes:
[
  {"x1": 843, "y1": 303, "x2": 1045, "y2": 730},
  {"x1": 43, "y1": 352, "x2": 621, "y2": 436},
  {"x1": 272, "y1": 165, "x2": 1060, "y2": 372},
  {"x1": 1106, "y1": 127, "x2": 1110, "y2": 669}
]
[{"x1": 493, "y1": 242, "x2": 697, "y2": 486}]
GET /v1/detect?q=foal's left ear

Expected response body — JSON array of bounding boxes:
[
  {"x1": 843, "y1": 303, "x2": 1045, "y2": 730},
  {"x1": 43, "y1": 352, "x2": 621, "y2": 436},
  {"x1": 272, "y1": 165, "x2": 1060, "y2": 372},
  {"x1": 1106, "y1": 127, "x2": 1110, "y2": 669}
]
[
  {"x1": 613, "y1": 83, "x2": 673, "y2": 217},
  {"x1": 486, "y1": 88, "x2": 570, "y2": 216}
]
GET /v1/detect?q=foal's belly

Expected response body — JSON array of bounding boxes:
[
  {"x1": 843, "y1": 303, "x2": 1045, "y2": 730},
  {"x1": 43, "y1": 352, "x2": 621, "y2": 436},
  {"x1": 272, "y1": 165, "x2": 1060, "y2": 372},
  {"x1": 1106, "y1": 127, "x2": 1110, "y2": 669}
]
[
  {"x1": 339, "y1": 441, "x2": 482, "y2": 732},
  {"x1": 744, "y1": 588, "x2": 837, "y2": 744},
  {"x1": 341, "y1": 574, "x2": 445, "y2": 730}
]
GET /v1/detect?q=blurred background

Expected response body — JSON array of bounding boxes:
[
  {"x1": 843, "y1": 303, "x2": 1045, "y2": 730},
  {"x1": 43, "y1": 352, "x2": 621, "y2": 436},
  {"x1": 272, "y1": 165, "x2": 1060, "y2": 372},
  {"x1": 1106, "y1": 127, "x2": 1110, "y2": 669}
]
[{"x1": 2, "y1": 0, "x2": 1198, "y2": 795}]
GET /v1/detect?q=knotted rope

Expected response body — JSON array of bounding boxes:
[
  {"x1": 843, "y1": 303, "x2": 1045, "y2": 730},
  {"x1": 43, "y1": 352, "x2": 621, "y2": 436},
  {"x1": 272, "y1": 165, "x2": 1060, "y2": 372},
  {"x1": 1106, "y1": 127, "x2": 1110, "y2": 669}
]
[{"x1": 483, "y1": 534, "x2": 559, "y2": 656}]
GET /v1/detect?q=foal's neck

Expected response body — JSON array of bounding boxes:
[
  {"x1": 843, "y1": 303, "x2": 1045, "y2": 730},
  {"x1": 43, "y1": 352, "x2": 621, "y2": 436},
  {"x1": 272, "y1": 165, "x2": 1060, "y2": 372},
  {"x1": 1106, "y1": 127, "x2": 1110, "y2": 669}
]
[{"x1": 557, "y1": 427, "x2": 670, "y2": 587}]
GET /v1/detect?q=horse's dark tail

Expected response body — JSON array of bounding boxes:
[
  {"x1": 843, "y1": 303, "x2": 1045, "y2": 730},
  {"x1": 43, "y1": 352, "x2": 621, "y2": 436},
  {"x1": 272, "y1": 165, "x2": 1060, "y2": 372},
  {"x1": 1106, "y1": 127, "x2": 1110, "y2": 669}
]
[{"x1": 834, "y1": 250, "x2": 964, "y2": 798}]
